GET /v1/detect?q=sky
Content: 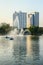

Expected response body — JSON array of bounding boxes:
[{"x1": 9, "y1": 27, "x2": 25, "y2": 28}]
[{"x1": 0, "y1": 0, "x2": 43, "y2": 27}]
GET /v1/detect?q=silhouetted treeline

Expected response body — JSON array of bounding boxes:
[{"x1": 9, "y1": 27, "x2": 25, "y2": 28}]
[
  {"x1": 23, "y1": 26, "x2": 43, "y2": 35},
  {"x1": 29, "y1": 26, "x2": 43, "y2": 35},
  {"x1": 0, "y1": 23, "x2": 11, "y2": 35}
]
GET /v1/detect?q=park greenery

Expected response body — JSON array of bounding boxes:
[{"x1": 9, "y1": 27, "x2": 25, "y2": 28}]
[
  {"x1": 29, "y1": 26, "x2": 43, "y2": 35},
  {"x1": 0, "y1": 23, "x2": 43, "y2": 35},
  {"x1": 0, "y1": 23, "x2": 11, "y2": 35},
  {"x1": 23, "y1": 26, "x2": 43, "y2": 35}
]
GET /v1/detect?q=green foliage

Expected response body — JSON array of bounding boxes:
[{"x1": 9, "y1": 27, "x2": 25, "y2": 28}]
[
  {"x1": 0, "y1": 23, "x2": 11, "y2": 35},
  {"x1": 29, "y1": 26, "x2": 43, "y2": 35}
]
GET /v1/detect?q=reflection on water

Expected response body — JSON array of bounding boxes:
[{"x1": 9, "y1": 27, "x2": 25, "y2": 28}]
[
  {"x1": 12, "y1": 36, "x2": 26, "y2": 65},
  {"x1": 0, "y1": 35, "x2": 43, "y2": 65},
  {"x1": 31, "y1": 36, "x2": 40, "y2": 65},
  {"x1": 31, "y1": 36, "x2": 39, "y2": 61},
  {"x1": 26, "y1": 36, "x2": 40, "y2": 65}
]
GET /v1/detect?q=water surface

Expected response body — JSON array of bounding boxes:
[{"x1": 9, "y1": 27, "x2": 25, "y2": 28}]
[{"x1": 0, "y1": 35, "x2": 43, "y2": 65}]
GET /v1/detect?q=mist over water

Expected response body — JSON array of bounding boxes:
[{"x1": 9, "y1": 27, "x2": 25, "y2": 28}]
[{"x1": 8, "y1": 29, "x2": 24, "y2": 36}]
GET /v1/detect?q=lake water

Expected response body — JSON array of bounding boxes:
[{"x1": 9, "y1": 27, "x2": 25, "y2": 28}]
[{"x1": 0, "y1": 35, "x2": 43, "y2": 65}]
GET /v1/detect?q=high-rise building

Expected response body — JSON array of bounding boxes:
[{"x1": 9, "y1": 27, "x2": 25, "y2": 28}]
[
  {"x1": 13, "y1": 11, "x2": 27, "y2": 29},
  {"x1": 27, "y1": 12, "x2": 39, "y2": 28}
]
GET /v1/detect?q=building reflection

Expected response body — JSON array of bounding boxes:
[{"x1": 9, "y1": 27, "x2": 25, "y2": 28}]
[
  {"x1": 31, "y1": 36, "x2": 40, "y2": 65},
  {"x1": 26, "y1": 35, "x2": 33, "y2": 64},
  {"x1": 31, "y1": 36, "x2": 40, "y2": 60},
  {"x1": 26, "y1": 35, "x2": 32, "y2": 56},
  {"x1": 13, "y1": 36, "x2": 40, "y2": 65},
  {"x1": 13, "y1": 36, "x2": 26, "y2": 65},
  {"x1": 26, "y1": 36, "x2": 40, "y2": 65}
]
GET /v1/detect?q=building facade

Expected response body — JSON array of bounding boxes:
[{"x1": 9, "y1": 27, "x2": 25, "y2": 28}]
[
  {"x1": 27, "y1": 12, "x2": 39, "y2": 28},
  {"x1": 13, "y1": 11, "x2": 27, "y2": 29}
]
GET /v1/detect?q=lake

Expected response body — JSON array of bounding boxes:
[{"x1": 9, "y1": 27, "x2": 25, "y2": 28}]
[{"x1": 0, "y1": 35, "x2": 43, "y2": 65}]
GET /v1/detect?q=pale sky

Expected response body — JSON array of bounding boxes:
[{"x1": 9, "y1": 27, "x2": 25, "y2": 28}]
[{"x1": 0, "y1": 0, "x2": 43, "y2": 27}]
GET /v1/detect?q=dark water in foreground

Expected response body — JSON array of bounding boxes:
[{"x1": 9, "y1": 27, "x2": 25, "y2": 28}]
[{"x1": 0, "y1": 35, "x2": 43, "y2": 65}]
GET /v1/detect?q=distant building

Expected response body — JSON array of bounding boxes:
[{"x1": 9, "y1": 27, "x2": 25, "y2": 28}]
[
  {"x1": 13, "y1": 11, "x2": 27, "y2": 29},
  {"x1": 27, "y1": 12, "x2": 39, "y2": 28}
]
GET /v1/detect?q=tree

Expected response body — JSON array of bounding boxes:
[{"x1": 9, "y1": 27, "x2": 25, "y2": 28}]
[{"x1": 0, "y1": 23, "x2": 11, "y2": 35}]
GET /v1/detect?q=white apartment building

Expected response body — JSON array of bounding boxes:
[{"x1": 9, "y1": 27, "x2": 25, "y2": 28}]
[
  {"x1": 27, "y1": 12, "x2": 39, "y2": 28},
  {"x1": 13, "y1": 11, "x2": 27, "y2": 29}
]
